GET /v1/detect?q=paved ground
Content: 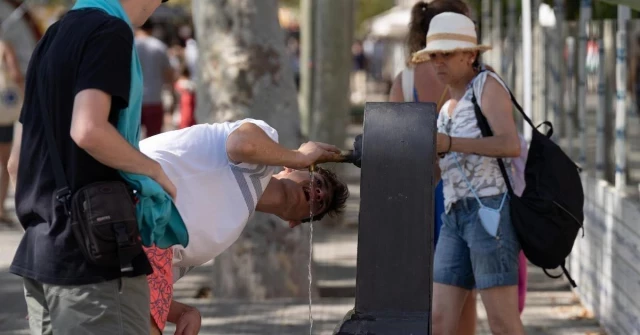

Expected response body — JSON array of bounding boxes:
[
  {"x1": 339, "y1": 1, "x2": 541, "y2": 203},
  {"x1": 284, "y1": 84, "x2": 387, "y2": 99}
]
[
  {"x1": 160, "y1": 225, "x2": 606, "y2": 335},
  {"x1": 0, "y1": 188, "x2": 606, "y2": 335}
]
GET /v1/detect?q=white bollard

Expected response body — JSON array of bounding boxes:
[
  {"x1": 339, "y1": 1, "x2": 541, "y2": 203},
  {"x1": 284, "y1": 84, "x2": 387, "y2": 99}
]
[
  {"x1": 566, "y1": 36, "x2": 576, "y2": 158},
  {"x1": 551, "y1": 0, "x2": 564, "y2": 140},
  {"x1": 482, "y1": 0, "x2": 491, "y2": 45},
  {"x1": 507, "y1": 0, "x2": 517, "y2": 89},
  {"x1": 522, "y1": 0, "x2": 533, "y2": 143},
  {"x1": 577, "y1": 0, "x2": 592, "y2": 169},
  {"x1": 554, "y1": 0, "x2": 564, "y2": 139},
  {"x1": 596, "y1": 39, "x2": 606, "y2": 180},
  {"x1": 492, "y1": 0, "x2": 502, "y2": 74},
  {"x1": 615, "y1": 29, "x2": 629, "y2": 192}
]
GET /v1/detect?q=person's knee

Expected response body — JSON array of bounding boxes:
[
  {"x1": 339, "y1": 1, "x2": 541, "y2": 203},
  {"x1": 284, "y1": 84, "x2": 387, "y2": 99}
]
[
  {"x1": 485, "y1": 300, "x2": 523, "y2": 335},
  {"x1": 487, "y1": 314, "x2": 519, "y2": 335},
  {"x1": 432, "y1": 284, "x2": 469, "y2": 335}
]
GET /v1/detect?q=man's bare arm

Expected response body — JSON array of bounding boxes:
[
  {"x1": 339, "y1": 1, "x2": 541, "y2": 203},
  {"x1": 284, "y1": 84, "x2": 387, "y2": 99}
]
[
  {"x1": 226, "y1": 122, "x2": 341, "y2": 169},
  {"x1": 71, "y1": 89, "x2": 176, "y2": 198},
  {"x1": 71, "y1": 89, "x2": 160, "y2": 176}
]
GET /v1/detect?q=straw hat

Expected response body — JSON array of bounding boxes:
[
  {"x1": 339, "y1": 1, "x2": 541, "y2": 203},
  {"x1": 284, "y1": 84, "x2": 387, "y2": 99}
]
[{"x1": 412, "y1": 12, "x2": 491, "y2": 63}]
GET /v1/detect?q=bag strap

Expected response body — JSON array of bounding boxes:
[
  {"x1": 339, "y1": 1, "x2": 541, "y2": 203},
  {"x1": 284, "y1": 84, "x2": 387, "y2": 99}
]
[
  {"x1": 40, "y1": 103, "x2": 72, "y2": 213},
  {"x1": 543, "y1": 261, "x2": 577, "y2": 288},
  {"x1": 469, "y1": 72, "x2": 516, "y2": 196},
  {"x1": 42, "y1": 109, "x2": 136, "y2": 273}
]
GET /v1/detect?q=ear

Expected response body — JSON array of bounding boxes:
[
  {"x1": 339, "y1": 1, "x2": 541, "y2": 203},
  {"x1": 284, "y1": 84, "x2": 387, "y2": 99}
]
[{"x1": 288, "y1": 220, "x2": 302, "y2": 228}]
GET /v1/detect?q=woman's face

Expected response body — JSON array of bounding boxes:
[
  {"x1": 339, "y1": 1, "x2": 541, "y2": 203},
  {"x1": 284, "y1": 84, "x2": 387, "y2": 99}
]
[{"x1": 429, "y1": 51, "x2": 476, "y2": 85}]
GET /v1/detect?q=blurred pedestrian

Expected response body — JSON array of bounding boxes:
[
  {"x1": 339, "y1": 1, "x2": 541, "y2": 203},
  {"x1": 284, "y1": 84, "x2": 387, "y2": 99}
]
[
  {"x1": 174, "y1": 62, "x2": 197, "y2": 129},
  {"x1": 136, "y1": 18, "x2": 175, "y2": 137},
  {"x1": 0, "y1": 36, "x2": 22, "y2": 224}
]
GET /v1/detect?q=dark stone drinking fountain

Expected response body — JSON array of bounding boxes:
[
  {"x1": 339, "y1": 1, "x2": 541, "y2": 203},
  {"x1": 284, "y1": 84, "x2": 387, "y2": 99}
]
[{"x1": 333, "y1": 102, "x2": 437, "y2": 335}]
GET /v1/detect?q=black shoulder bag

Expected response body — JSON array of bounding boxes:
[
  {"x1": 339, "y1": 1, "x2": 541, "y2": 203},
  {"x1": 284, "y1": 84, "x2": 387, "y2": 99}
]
[{"x1": 41, "y1": 108, "x2": 143, "y2": 273}]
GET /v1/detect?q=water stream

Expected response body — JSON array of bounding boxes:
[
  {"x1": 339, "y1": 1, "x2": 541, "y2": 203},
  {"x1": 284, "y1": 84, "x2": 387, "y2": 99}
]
[{"x1": 308, "y1": 167, "x2": 315, "y2": 335}]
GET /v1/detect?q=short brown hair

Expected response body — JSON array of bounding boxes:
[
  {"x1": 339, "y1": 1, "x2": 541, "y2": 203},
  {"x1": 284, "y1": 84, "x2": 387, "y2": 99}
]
[
  {"x1": 407, "y1": 0, "x2": 470, "y2": 62},
  {"x1": 303, "y1": 167, "x2": 349, "y2": 223}
]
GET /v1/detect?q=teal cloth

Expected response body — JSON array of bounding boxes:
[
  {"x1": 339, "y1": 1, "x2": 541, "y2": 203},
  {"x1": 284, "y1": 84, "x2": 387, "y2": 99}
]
[{"x1": 72, "y1": 0, "x2": 188, "y2": 249}]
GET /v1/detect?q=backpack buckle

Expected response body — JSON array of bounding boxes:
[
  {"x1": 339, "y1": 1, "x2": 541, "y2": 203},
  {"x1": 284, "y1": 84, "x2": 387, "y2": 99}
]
[{"x1": 113, "y1": 222, "x2": 134, "y2": 273}]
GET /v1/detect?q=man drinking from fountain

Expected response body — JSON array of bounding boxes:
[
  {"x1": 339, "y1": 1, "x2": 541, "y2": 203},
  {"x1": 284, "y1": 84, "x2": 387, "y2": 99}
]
[{"x1": 139, "y1": 118, "x2": 350, "y2": 335}]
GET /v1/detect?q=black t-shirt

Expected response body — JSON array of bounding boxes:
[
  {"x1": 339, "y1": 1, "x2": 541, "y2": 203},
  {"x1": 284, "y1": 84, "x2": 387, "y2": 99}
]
[{"x1": 10, "y1": 9, "x2": 152, "y2": 285}]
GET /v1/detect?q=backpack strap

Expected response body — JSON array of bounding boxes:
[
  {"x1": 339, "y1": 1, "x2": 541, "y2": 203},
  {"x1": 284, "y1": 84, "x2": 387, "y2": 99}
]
[
  {"x1": 469, "y1": 72, "x2": 516, "y2": 196},
  {"x1": 472, "y1": 70, "x2": 544, "y2": 133},
  {"x1": 543, "y1": 262, "x2": 577, "y2": 288},
  {"x1": 401, "y1": 68, "x2": 414, "y2": 102},
  {"x1": 468, "y1": 70, "x2": 559, "y2": 193}
]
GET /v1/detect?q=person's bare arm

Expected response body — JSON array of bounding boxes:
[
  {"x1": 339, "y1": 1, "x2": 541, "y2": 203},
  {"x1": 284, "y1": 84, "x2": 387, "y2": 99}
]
[
  {"x1": 2, "y1": 42, "x2": 23, "y2": 89},
  {"x1": 439, "y1": 76, "x2": 520, "y2": 158},
  {"x1": 226, "y1": 122, "x2": 341, "y2": 169},
  {"x1": 388, "y1": 73, "x2": 404, "y2": 102},
  {"x1": 162, "y1": 52, "x2": 177, "y2": 114},
  {"x1": 7, "y1": 122, "x2": 21, "y2": 184},
  {"x1": 71, "y1": 89, "x2": 176, "y2": 198}
]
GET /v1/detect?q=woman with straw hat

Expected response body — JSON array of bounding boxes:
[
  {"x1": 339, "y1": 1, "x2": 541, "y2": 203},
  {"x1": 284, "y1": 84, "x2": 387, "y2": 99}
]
[{"x1": 415, "y1": 12, "x2": 525, "y2": 334}]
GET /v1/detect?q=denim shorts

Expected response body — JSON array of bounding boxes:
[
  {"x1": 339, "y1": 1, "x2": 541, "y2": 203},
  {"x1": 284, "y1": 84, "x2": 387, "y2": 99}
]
[{"x1": 433, "y1": 193, "x2": 521, "y2": 290}]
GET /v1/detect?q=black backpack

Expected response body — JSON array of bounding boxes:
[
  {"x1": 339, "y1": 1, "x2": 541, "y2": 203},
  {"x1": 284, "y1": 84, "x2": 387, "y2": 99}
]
[{"x1": 470, "y1": 76, "x2": 584, "y2": 288}]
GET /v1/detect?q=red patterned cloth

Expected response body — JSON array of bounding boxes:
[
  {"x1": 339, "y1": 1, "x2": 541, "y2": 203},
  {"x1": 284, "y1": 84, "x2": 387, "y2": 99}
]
[{"x1": 144, "y1": 245, "x2": 174, "y2": 331}]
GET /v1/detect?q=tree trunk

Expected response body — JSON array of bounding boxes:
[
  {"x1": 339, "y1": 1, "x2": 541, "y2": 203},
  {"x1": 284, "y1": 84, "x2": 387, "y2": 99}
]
[
  {"x1": 192, "y1": 0, "x2": 313, "y2": 299},
  {"x1": 299, "y1": 0, "x2": 315, "y2": 141},
  {"x1": 309, "y1": 0, "x2": 353, "y2": 148}
]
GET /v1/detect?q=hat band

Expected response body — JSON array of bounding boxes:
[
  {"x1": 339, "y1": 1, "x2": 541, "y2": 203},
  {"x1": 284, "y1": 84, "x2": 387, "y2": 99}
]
[{"x1": 426, "y1": 33, "x2": 477, "y2": 45}]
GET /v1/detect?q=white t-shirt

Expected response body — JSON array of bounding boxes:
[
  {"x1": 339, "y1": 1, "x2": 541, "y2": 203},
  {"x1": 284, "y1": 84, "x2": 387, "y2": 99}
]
[{"x1": 139, "y1": 119, "x2": 278, "y2": 277}]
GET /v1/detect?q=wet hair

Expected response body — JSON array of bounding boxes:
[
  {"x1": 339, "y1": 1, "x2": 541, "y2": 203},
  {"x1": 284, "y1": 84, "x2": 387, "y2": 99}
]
[
  {"x1": 407, "y1": 0, "x2": 470, "y2": 61},
  {"x1": 303, "y1": 167, "x2": 349, "y2": 223}
]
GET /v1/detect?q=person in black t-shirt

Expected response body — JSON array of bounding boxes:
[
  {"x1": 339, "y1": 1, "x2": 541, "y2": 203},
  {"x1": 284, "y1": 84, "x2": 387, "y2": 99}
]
[{"x1": 7, "y1": 2, "x2": 174, "y2": 334}]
